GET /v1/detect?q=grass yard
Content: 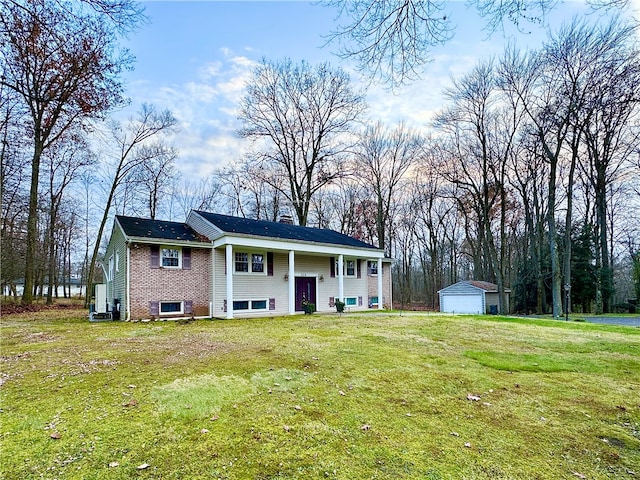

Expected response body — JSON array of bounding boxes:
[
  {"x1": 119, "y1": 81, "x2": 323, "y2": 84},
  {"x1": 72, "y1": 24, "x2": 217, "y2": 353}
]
[{"x1": 1, "y1": 310, "x2": 639, "y2": 479}]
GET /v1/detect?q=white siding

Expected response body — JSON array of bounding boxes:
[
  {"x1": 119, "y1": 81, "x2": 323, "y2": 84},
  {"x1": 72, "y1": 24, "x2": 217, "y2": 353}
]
[
  {"x1": 103, "y1": 221, "x2": 127, "y2": 318},
  {"x1": 213, "y1": 249, "x2": 289, "y2": 317},
  {"x1": 213, "y1": 249, "x2": 372, "y2": 318},
  {"x1": 187, "y1": 211, "x2": 223, "y2": 241}
]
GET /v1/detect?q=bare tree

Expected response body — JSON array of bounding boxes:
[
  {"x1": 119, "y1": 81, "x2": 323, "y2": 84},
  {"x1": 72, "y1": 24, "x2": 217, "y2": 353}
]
[
  {"x1": 579, "y1": 20, "x2": 640, "y2": 312},
  {"x1": 42, "y1": 130, "x2": 95, "y2": 304},
  {"x1": 325, "y1": 0, "x2": 453, "y2": 86},
  {"x1": 410, "y1": 151, "x2": 460, "y2": 308},
  {"x1": 128, "y1": 143, "x2": 179, "y2": 219},
  {"x1": 0, "y1": 0, "x2": 133, "y2": 304},
  {"x1": 434, "y1": 60, "x2": 523, "y2": 313},
  {"x1": 171, "y1": 177, "x2": 222, "y2": 220},
  {"x1": 509, "y1": 132, "x2": 550, "y2": 313},
  {"x1": 214, "y1": 161, "x2": 286, "y2": 221},
  {"x1": 353, "y1": 121, "x2": 423, "y2": 253},
  {"x1": 325, "y1": 0, "x2": 631, "y2": 87},
  {"x1": 0, "y1": 92, "x2": 29, "y2": 297},
  {"x1": 238, "y1": 58, "x2": 366, "y2": 226},
  {"x1": 85, "y1": 104, "x2": 177, "y2": 306}
]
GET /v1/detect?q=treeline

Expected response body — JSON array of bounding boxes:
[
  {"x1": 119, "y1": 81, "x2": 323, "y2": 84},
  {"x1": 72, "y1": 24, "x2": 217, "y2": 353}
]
[
  {"x1": 2, "y1": 1, "x2": 639, "y2": 315},
  {"x1": 199, "y1": 19, "x2": 640, "y2": 315}
]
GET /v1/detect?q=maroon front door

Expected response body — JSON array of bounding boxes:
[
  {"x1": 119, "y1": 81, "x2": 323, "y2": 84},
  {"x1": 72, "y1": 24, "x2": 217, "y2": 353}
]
[{"x1": 295, "y1": 277, "x2": 316, "y2": 311}]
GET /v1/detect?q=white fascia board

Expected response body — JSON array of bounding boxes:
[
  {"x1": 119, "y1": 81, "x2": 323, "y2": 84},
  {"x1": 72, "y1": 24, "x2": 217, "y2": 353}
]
[
  {"x1": 124, "y1": 236, "x2": 213, "y2": 249},
  {"x1": 212, "y1": 234, "x2": 385, "y2": 258}
]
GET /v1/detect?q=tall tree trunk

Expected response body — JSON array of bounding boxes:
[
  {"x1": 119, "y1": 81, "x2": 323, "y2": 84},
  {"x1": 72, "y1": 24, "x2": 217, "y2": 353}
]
[
  {"x1": 547, "y1": 157, "x2": 562, "y2": 319},
  {"x1": 22, "y1": 141, "x2": 43, "y2": 305},
  {"x1": 562, "y1": 134, "x2": 579, "y2": 317},
  {"x1": 595, "y1": 175, "x2": 611, "y2": 313}
]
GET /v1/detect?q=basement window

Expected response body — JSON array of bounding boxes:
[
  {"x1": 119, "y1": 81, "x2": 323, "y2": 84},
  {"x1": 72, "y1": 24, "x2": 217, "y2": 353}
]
[
  {"x1": 160, "y1": 301, "x2": 183, "y2": 315},
  {"x1": 233, "y1": 299, "x2": 268, "y2": 311}
]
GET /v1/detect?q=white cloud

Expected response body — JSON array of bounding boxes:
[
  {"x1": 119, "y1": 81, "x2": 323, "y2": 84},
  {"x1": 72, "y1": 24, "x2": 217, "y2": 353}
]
[{"x1": 122, "y1": 49, "x2": 257, "y2": 178}]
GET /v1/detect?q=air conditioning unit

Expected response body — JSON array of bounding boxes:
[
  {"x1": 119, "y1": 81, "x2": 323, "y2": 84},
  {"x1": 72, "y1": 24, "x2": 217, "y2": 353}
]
[{"x1": 95, "y1": 284, "x2": 107, "y2": 313}]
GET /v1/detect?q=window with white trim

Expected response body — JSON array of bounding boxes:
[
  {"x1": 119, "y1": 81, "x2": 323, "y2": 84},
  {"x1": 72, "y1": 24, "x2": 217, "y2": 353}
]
[
  {"x1": 160, "y1": 301, "x2": 183, "y2": 315},
  {"x1": 345, "y1": 260, "x2": 356, "y2": 277},
  {"x1": 234, "y1": 251, "x2": 266, "y2": 274},
  {"x1": 345, "y1": 297, "x2": 357, "y2": 306},
  {"x1": 233, "y1": 299, "x2": 268, "y2": 311},
  {"x1": 368, "y1": 261, "x2": 378, "y2": 275},
  {"x1": 115, "y1": 251, "x2": 120, "y2": 272},
  {"x1": 108, "y1": 255, "x2": 114, "y2": 279},
  {"x1": 161, "y1": 247, "x2": 181, "y2": 268},
  {"x1": 251, "y1": 253, "x2": 264, "y2": 273},
  {"x1": 335, "y1": 258, "x2": 357, "y2": 277}
]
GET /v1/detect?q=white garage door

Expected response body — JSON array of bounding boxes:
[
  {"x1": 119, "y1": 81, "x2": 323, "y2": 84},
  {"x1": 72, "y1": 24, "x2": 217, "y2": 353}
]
[{"x1": 441, "y1": 294, "x2": 483, "y2": 314}]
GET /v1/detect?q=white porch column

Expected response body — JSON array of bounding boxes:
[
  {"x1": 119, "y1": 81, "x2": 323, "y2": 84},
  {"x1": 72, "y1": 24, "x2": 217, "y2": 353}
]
[
  {"x1": 377, "y1": 258, "x2": 383, "y2": 310},
  {"x1": 226, "y1": 244, "x2": 233, "y2": 319},
  {"x1": 288, "y1": 250, "x2": 295, "y2": 314},
  {"x1": 338, "y1": 254, "x2": 344, "y2": 302}
]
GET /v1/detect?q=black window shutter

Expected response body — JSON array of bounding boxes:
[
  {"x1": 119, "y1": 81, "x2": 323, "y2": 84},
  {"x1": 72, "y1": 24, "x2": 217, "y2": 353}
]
[
  {"x1": 149, "y1": 301, "x2": 159, "y2": 316},
  {"x1": 367, "y1": 261, "x2": 372, "y2": 275},
  {"x1": 358, "y1": 296, "x2": 363, "y2": 306},
  {"x1": 184, "y1": 300, "x2": 193, "y2": 314},
  {"x1": 357, "y1": 259, "x2": 362, "y2": 278},
  {"x1": 267, "y1": 252, "x2": 274, "y2": 276},
  {"x1": 329, "y1": 296, "x2": 335, "y2": 307},
  {"x1": 330, "y1": 257, "x2": 335, "y2": 277},
  {"x1": 182, "y1": 248, "x2": 191, "y2": 270},
  {"x1": 150, "y1": 246, "x2": 160, "y2": 268},
  {"x1": 269, "y1": 298, "x2": 276, "y2": 310}
]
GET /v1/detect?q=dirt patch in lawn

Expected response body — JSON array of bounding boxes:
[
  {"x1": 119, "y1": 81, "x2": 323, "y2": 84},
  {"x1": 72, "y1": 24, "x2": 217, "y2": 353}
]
[{"x1": 118, "y1": 332, "x2": 238, "y2": 363}]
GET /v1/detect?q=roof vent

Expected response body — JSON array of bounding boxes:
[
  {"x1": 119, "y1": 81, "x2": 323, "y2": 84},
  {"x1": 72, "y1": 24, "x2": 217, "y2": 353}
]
[{"x1": 279, "y1": 215, "x2": 294, "y2": 224}]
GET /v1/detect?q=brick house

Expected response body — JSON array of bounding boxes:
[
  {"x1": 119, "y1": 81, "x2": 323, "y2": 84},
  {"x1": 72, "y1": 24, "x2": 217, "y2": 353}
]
[{"x1": 103, "y1": 211, "x2": 392, "y2": 321}]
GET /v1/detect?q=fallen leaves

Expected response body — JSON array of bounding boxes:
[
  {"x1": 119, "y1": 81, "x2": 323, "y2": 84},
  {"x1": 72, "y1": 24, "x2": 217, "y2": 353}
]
[
  {"x1": 49, "y1": 432, "x2": 61, "y2": 439},
  {"x1": 122, "y1": 398, "x2": 138, "y2": 408},
  {"x1": 466, "y1": 393, "x2": 481, "y2": 402},
  {"x1": 137, "y1": 463, "x2": 150, "y2": 470}
]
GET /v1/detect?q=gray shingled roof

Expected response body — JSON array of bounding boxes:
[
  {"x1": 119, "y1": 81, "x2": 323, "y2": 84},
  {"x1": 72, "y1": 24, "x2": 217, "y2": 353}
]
[
  {"x1": 117, "y1": 215, "x2": 207, "y2": 242},
  {"x1": 194, "y1": 211, "x2": 380, "y2": 250}
]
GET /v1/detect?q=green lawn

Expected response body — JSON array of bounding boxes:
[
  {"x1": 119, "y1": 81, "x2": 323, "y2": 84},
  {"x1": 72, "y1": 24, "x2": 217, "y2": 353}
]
[{"x1": 1, "y1": 310, "x2": 639, "y2": 479}]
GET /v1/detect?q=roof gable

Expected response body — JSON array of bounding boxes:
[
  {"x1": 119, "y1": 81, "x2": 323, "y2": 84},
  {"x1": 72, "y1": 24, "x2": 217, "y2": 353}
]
[
  {"x1": 193, "y1": 211, "x2": 379, "y2": 250},
  {"x1": 439, "y1": 280, "x2": 511, "y2": 294},
  {"x1": 116, "y1": 215, "x2": 208, "y2": 243},
  {"x1": 438, "y1": 281, "x2": 485, "y2": 295}
]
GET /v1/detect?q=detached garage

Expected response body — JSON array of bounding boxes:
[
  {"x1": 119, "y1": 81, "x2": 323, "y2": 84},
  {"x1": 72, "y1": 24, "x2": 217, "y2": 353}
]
[{"x1": 438, "y1": 280, "x2": 510, "y2": 314}]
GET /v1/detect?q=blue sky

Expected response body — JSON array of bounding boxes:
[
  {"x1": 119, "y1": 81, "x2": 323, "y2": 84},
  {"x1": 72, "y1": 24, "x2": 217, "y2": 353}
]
[{"x1": 120, "y1": 1, "x2": 638, "y2": 178}]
